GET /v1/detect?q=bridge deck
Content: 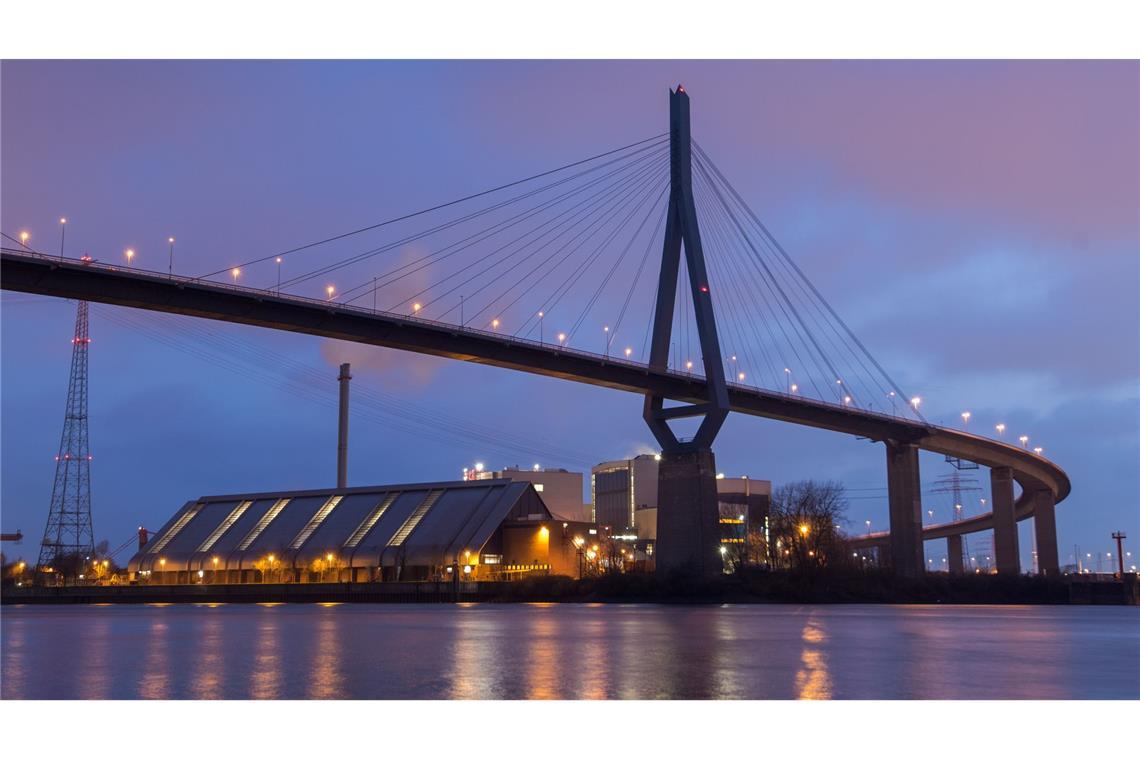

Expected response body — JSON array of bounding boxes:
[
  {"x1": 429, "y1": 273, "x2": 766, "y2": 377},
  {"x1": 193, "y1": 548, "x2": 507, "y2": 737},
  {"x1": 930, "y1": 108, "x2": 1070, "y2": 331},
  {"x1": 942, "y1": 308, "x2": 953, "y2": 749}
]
[{"x1": 1, "y1": 249, "x2": 1070, "y2": 541}]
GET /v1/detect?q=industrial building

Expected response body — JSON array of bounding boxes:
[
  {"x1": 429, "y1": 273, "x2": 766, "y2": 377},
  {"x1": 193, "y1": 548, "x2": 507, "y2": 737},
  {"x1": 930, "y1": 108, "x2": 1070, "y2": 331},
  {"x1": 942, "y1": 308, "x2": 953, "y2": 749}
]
[
  {"x1": 591, "y1": 456, "x2": 771, "y2": 555},
  {"x1": 591, "y1": 454, "x2": 661, "y2": 531},
  {"x1": 128, "y1": 479, "x2": 590, "y2": 584},
  {"x1": 462, "y1": 464, "x2": 591, "y2": 522}
]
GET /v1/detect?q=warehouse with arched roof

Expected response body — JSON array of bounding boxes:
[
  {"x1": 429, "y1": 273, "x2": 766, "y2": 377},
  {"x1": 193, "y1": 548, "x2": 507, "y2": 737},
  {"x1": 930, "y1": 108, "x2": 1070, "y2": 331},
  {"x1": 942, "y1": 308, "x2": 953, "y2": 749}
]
[{"x1": 128, "y1": 479, "x2": 586, "y2": 583}]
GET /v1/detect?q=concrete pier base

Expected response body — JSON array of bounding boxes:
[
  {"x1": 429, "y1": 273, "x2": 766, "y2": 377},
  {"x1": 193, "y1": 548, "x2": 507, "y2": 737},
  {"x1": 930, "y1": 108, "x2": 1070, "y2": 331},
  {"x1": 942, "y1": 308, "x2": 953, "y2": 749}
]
[
  {"x1": 886, "y1": 441, "x2": 924, "y2": 578},
  {"x1": 655, "y1": 449, "x2": 723, "y2": 576},
  {"x1": 1031, "y1": 489, "x2": 1060, "y2": 576},
  {"x1": 991, "y1": 466, "x2": 1020, "y2": 575},
  {"x1": 947, "y1": 533, "x2": 964, "y2": 575}
]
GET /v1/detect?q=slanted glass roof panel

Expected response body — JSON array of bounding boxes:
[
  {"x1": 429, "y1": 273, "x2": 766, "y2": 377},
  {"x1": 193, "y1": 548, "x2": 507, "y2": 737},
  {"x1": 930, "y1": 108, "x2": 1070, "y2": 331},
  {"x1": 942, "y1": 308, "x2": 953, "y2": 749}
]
[
  {"x1": 387, "y1": 489, "x2": 444, "y2": 547},
  {"x1": 236, "y1": 498, "x2": 291, "y2": 551},
  {"x1": 206, "y1": 498, "x2": 282, "y2": 555},
  {"x1": 157, "y1": 500, "x2": 245, "y2": 556},
  {"x1": 198, "y1": 500, "x2": 253, "y2": 553},
  {"x1": 240, "y1": 495, "x2": 328, "y2": 554},
  {"x1": 289, "y1": 495, "x2": 343, "y2": 549},
  {"x1": 399, "y1": 486, "x2": 500, "y2": 556},
  {"x1": 345, "y1": 490, "x2": 430, "y2": 562},
  {"x1": 288, "y1": 491, "x2": 391, "y2": 561},
  {"x1": 148, "y1": 502, "x2": 204, "y2": 554}
]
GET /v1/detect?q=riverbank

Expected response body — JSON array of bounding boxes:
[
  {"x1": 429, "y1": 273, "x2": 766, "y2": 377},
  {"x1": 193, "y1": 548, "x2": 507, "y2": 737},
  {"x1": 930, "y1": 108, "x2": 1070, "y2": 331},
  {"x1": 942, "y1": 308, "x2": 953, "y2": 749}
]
[{"x1": 3, "y1": 570, "x2": 1137, "y2": 605}]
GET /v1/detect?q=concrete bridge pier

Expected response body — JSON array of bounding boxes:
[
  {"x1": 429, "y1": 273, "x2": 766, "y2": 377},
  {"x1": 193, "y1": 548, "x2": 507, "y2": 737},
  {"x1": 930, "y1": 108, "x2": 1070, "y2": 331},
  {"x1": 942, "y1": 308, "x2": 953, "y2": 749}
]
[
  {"x1": 1031, "y1": 489, "x2": 1060, "y2": 575},
  {"x1": 886, "y1": 441, "x2": 924, "y2": 577},
  {"x1": 991, "y1": 466, "x2": 1020, "y2": 575},
  {"x1": 947, "y1": 533, "x2": 964, "y2": 574},
  {"x1": 655, "y1": 449, "x2": 723, "y2": 576}
]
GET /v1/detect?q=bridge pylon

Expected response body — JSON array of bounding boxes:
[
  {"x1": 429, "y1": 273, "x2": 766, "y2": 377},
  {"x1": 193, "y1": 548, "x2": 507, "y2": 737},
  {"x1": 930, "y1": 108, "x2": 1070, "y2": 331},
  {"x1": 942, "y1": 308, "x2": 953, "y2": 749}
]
[{"x1": 644, "y1": 86, "x2": 730, "y2": 576}]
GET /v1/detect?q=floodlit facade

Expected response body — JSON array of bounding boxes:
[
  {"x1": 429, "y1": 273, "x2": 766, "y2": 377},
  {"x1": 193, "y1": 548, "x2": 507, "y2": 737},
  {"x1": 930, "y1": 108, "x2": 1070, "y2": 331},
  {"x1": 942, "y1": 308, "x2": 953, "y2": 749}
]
[{"x1": 128, "y1": 480, "x2": 589, "y2": 584}]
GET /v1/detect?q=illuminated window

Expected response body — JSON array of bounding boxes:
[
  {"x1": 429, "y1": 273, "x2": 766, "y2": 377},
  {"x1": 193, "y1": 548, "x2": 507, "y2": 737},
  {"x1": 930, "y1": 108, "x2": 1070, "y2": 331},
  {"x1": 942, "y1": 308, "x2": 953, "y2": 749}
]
[
  {"x1": 236, "y1": 498, "x2": 290, "y2": 550},
  {"x1": 534, "y1": 483, "x2": 544, "y2": 492},
  {"x1": 197, "y1": 501, "x2": 252, "y2": 552}
]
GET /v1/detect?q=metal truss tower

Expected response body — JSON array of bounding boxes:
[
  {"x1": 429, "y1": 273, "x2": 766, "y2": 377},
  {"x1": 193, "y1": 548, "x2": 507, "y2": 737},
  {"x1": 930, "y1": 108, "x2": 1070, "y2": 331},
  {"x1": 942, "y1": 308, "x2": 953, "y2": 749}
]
[{"x1": 36, "y1": 299, "x2": 95, "y2": 572}]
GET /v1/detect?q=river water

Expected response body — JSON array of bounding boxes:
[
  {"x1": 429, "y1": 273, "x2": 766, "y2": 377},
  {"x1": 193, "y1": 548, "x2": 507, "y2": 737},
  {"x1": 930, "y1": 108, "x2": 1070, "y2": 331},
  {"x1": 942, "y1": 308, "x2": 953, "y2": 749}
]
[{"x1": 2, "y1": 603, "x2": 1136, "y2": 699}]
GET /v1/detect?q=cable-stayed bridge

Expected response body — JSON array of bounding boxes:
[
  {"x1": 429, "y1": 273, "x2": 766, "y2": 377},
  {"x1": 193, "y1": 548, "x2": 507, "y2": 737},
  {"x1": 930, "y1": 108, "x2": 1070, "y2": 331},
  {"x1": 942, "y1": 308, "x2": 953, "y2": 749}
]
[{"x1": 0, "y1": 87, "x2": 1069, "y2": 577}]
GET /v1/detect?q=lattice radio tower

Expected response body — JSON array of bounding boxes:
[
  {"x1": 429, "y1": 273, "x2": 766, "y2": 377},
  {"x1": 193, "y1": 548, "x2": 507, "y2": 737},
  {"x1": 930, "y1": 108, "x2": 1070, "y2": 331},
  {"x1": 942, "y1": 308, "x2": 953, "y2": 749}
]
[{"x1": 36, "y1": 297, "x2": 95, "y2": 571}]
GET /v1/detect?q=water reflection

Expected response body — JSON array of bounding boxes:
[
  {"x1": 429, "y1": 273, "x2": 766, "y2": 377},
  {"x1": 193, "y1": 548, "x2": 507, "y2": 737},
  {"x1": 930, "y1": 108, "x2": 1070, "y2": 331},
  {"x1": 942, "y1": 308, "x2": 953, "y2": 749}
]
[
  {"x1": 3, "y1": 616, "x2": 26, "y2": 698},
  {"x1": 524, "y1": 607, "x2": 559, "y2": 700},
  {"x1": 250, "y1": 609, "x2": 282, "y2": 699},
  {"x1": 139, "y1": 616, "x2": 171, "y2": 699},
  {"x1": 190, "y1": 607, "x2": 224, "y2": 699},
  {"x1": 77, "y1": 614, "x2": 113, "y2": 699},
  {"x1": 2, "y1": 604, "x2": 1136, "y2": 700},
  {"x1": 309, "y1": 613, "x2": 342, "y2": 699},
  {"x1": 793, "y1": 614, "x2": 832, "y2": 700},
  {"x1": 448, "y1": 608, "x2": 491, "y2": 699}
]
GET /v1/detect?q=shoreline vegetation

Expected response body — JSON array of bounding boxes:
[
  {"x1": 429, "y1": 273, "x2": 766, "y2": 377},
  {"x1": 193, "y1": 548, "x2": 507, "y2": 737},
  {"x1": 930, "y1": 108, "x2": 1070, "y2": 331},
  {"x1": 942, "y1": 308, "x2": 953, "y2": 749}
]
[{"x1": 3, "y1": 569, "x2": 1136, "y2": 605}]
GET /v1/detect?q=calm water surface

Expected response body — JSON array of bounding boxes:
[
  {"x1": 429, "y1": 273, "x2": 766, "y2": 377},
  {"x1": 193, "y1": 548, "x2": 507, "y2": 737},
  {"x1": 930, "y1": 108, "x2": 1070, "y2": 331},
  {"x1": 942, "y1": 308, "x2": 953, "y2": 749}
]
[{"x1": 2, "y1": 603, "x2": 1137, "y2": 699}]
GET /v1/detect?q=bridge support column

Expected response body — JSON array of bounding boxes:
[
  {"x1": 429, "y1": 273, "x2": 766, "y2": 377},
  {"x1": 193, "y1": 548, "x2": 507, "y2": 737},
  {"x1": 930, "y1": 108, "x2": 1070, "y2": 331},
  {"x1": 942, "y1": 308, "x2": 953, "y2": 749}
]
[
  {"x1": 656, "y1": 449, "x2": 723, "y2": 576},
  {"x1": 946, "y1": 534, "x2": 964, "y2": 574},
  {"x1": 990, "y1": 466, "x2": 1020, "y2": 575},
  {"x1": 886, "y1": 441, "x2": 924, "y2": 578},
  {"x1": 1031, "y1": 489, "x2": 1060, "y2": 576}
]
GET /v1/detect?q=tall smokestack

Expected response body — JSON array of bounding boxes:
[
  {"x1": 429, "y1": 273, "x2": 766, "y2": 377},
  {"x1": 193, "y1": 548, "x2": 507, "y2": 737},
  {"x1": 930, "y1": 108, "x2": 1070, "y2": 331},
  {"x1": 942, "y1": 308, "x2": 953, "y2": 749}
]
[{"x1": 337, "y1": 362, "x2": 351, "y2": 489}]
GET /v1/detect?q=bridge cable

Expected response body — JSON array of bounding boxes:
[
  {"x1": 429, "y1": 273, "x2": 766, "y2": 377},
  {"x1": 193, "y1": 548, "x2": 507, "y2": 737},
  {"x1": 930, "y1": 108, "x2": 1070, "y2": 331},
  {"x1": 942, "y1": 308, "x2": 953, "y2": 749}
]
[
  {"x1": 697, "y1": 149, "x2": 891, "y2": 411},
  {"x1": 276, "y1": 139, "x2": 668, "y2": 293},
  {"x1": 567, "y1": 181, "x2": 669, "y2": 343},
  {"x1": 399, "y1": 153, "x2": 667, "y2": 320},
  {"x1": 435, "y1": 162, "x2": 669, "y2": 327},
  {"x1": 361, "y1": 145, "x2": 669, "y2": 312},
  {"x1": 199, "y1": 132, "x2": 668, "y2": 279},
  {"x1": 694, "y1": 141, "x2": 923, "y2": 421}
]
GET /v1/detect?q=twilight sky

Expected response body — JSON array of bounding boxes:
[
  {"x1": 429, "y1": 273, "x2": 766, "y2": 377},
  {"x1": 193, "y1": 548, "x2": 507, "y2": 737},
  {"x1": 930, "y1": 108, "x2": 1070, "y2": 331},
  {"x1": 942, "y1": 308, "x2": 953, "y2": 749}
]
[{"x1": 2, "y1": 60, "x2": 1137, "y2": 570}]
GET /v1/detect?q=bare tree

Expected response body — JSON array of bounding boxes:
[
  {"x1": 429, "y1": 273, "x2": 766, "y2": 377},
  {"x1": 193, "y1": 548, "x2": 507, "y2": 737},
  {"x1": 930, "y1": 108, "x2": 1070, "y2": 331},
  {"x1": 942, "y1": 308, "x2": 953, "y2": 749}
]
[{"x1": 768, "y1": 480, "x2": 849, "y2": 571}]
